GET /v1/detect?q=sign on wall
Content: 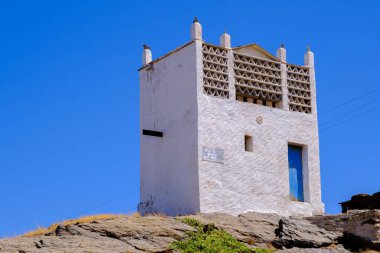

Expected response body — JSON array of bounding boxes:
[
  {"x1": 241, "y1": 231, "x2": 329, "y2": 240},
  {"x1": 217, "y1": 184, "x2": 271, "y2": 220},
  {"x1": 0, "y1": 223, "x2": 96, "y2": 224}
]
[{"x1": 202, "y1": 146, "x2": 224, "y2": 164}]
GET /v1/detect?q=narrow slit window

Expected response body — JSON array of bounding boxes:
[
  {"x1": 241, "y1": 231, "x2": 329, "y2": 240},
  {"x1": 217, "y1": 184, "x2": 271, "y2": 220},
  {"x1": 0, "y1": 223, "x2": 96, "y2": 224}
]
[
  {"x1": 245, "y1": 135, "x2": 253, "y2": 152},
  {"x1": 142, "y1": 129, "x2": 163, "y2": 137}
]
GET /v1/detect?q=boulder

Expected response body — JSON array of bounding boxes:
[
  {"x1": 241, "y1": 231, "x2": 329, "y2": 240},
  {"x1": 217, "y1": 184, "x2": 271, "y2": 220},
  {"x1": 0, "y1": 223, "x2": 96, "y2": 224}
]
[
  {"x1": 307, "y1": 210, "x2": 380, "y2": 251},
  {"x1": 188, "y1": 212, "x2": 281, "y2": 245},
  {"x1": 340, "y1": 192, "x2": 380, "y2": 213},
  {"x1": 276, "y1": 245, "x2": 351, "y2": 253},
  {"x1": 0, "y1": 215, "x2": 193, "y2": 253},
  {"x1": 273, "y1": 216, "x2": 340, "y2": 248}
]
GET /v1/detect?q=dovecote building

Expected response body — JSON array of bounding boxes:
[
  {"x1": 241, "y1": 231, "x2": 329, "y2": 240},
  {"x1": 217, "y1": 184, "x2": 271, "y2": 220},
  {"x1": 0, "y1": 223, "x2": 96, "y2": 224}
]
[{"x1": 138, "y1": 19, "x2": 324, "y2": 216}]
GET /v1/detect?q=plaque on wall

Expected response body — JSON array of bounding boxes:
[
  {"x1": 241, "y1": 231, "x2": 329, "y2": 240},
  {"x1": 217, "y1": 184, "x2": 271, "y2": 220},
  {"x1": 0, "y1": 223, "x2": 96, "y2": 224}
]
[{"x1": 202, "y1": 146, "x2": 224, "y2": 164}]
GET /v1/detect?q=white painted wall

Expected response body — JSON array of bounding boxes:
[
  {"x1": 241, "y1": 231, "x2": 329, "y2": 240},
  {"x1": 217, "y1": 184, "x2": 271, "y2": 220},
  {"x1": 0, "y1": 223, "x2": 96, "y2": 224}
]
[
  {"x1": 139, "y1": 42, "x2": 200, "y2": 215},
  {"x1": 195, "y1": 40, "x2": 324, "y2": 216},
  {"x1": 197, "y1": 96, "x2": 324, "y2": 216}
]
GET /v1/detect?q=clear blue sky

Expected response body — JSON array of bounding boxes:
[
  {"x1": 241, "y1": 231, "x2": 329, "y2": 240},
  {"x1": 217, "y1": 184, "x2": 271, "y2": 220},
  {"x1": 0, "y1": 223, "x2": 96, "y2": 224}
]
[{"x1": 1, "y1": 0, "x2": 379, "y2": 237}]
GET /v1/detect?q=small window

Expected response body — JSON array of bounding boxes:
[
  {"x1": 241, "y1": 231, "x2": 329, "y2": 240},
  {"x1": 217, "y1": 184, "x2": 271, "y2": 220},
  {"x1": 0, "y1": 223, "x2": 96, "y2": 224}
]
[{"x1": 245, "y1": 135, "x2": 253, "y2": 152}]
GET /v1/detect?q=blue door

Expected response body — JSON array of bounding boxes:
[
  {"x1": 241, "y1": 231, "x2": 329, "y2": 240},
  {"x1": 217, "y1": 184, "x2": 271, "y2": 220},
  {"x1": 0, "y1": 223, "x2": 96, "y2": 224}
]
[{"x1": 288, "y1": 145, "x2": 304, "y2": 202}]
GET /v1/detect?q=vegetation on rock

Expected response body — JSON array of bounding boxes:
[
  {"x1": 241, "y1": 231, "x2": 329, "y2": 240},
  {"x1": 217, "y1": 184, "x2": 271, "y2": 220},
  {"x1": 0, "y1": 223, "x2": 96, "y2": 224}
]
[{"x1": 171, "y1": 217, "x2": 274, "y2": 253}]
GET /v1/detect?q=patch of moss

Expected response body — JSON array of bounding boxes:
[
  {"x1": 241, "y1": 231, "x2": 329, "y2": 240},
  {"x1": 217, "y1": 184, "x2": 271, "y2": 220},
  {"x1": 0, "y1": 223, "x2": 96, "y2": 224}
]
[{"x1": 172, "y1": 218, "x2": 274, "y2": 253}]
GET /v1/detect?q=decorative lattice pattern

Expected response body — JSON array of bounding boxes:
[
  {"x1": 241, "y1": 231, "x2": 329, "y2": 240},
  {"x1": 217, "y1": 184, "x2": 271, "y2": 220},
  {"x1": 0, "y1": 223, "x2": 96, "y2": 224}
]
[
  {"x1": 233, "y1": 53, "x2": 282, "y2": 107},
  {"x1": 202, "y1": 44, "x2": 229, "y2": 98},
  {"x1": 287, "y1": 65, "x2": 311, "y2": 113}
]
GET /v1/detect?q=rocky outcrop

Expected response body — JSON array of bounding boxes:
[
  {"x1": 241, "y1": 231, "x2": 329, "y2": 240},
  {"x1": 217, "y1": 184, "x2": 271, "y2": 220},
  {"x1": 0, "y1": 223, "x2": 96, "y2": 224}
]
[
  {"x1": 307, "y1": 210, "x2": 380, "y2": 251},
  {"x1": 273, "y1": 217, "x2": 340, "y2": 248},
  {"x1": 185, "y1": 212, "x2": 281, "y2": 245},
  {"x1": 0, "y1": 216, "x2": 193, "y2": 253},
  {"x1": 0, "y1": 211, "x2": 379, "y2": 252},
  {"x1": 340, "y1": 192, "x2": 380, "y2": 213},
  {"x1": 276, "y1": 247, "x2": 350, "y2": 253}
]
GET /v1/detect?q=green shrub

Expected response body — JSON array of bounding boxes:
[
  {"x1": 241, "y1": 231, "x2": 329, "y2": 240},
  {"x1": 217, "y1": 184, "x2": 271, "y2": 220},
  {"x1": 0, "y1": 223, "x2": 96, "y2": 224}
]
[
  {"x1": 172, "y1": 218, "x2": 274, "y2": 253},
  {"x1": 253, "y1": 248, "x2": 275, "y2": 253},
  {"x1": 181, "y1": 217, "x2": 204, "y2": 229}
]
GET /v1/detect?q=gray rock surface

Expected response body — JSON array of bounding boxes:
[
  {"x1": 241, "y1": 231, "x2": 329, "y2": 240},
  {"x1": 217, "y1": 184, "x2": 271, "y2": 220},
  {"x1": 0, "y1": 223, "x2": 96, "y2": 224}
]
[
  {"x1": 0, "y1": 215, "x2": 193, "y2": 253},
  {"x1": 273, "y1": 216, "x2": 340, "y2": 248},
  {"x1": 276, "y1": 245, "x2": 351, "y2": 253},
  {"x1": 307, "y1": 210, "x2": 380, "y2": 251},
  {"x1": 184, "y1": 211, "x2": 281, "y2": 245},
  {"x1": 340, "y1": 192, "x2": 380, "y2": 213}
]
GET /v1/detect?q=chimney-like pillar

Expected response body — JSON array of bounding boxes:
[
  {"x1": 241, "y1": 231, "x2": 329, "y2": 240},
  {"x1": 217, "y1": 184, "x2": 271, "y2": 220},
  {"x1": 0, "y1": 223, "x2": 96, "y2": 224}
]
[
  {"x1": 304, "y1": 46, "x2": 320, "y2": 209},
  {"x1": 221, "y1": 32, "x2": 234, "y2": 100},
  {"x1": 142, "y1": 44, "x2": 152, "y2": 65},
  {"x1": 304, "y1": 46, "x2": 317, "y2": 116},
  {"x1": 277, "y1": 44, "x2": 289, "y2": 110},
  {"x1": 191, "y1": 17, "x2": 202, "y2": 40},
  {"x1": 276, "y1": 44, "x2": 286, "y2": 62},
  {"x1": 220, "y1": 32, "x2": 231, "y2": 49},
  {"x1": 304, "y1": 46, "x2": 314, "y2": 67}
]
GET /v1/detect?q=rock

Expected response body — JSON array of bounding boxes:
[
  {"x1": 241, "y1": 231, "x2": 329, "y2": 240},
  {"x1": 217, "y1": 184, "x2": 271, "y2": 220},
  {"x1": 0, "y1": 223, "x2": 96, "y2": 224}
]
[
  {"x1": 340, "y1": 192, "x2": 380, "y2": 213},
  {"x1": 273, "y1": 216, "x2": 340, "y2": 248},
  {"x1": 0, "y1": 236, "x2": 131, "y2": 253},
  {"x1": 239, "y1": 212, "x2": 283, "y2": 243},
  {"x1": 0, "y1": 215, "x2": 193, "y2": 253},
  {"x1": 187, "y1": 212, "x2": 281, "y2": 245},
  {"x1": 186, "y1": 212, "x2": 254, "y2": 245},
  {"x1": 307, "y1": 210, "x2": 380, "y2": 251},
  {"x1": 276, "y1": 245, "x2": 351, "y2": 253}
]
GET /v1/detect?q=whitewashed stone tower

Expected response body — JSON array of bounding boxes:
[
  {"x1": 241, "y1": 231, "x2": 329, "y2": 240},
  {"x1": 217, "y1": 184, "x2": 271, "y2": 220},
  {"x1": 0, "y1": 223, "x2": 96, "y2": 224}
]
[{"x1": 138, "y1": 19, "x2": 324, "y2": 216}]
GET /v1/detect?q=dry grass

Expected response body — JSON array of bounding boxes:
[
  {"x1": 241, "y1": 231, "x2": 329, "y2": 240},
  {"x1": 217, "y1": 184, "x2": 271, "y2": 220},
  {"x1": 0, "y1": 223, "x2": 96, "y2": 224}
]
[
  {"x1": 22, "y1": 227, "x2": 49, "y2": 238},
  {"x1": 326, "y1": 244, "x2": 337, "y2": 249},
  {"x1": 22, "y1": 214, "x2": 123, "y2": 238},
  {"x1": 358, "y1": 250, "x2": 380, "y2": 253},
  {"x1": 129, "y1": 212, "x2": 141, "y2": 218},
  {"x1": 145, "y1": 212, "x2": 167, "y2": 218}
]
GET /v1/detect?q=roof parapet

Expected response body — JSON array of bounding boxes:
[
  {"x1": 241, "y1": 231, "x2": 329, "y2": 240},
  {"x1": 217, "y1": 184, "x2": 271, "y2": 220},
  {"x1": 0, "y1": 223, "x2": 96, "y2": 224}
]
[
  {"x1": 304, "y1": 46, "x2": 314, "y2": 67},
  {"x1": 142, "y1": 44, "x2": 152, "y2": 65},
  {"x1": 220, "y1": 32, "x2": 231, "y2": 49},
  {"x1": 191, "y1": 17, "x2": 202, "y2": 40},
  {"x1": 276, "y1": 44, "x2": 286, "y2": 62}
]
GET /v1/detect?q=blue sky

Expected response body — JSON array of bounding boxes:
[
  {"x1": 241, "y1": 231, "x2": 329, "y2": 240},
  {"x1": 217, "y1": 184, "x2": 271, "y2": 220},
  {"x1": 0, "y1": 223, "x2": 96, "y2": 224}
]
[{"x1": 1, "y1": 0, "x2": 379, "y2": 237}]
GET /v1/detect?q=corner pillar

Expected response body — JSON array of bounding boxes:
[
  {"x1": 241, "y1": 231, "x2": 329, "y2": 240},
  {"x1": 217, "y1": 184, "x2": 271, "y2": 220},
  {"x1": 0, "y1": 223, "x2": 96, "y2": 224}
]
[
  {"x1": 277, "y1": 44, "x2": 288, "y2": 110},
  {"x1": 220, "y1": 32, "x2": 235, "y2": 100}
]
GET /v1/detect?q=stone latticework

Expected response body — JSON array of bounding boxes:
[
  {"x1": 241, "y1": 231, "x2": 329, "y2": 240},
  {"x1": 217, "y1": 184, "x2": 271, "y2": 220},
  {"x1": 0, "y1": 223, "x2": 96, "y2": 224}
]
[
  {"x1": 233, "y1": 53, "x2": 282, "y2": 107},
  {"x1": 202, "y1": 44, "x2": 229, "y2": 98},
  {"x1": 287, "y1": 64, "x2": 312, "y2": 113}
]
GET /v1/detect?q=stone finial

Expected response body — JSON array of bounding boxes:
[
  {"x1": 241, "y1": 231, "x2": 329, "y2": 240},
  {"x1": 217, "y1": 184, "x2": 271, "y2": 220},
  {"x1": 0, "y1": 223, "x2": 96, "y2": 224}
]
[
  {"x1": 191, "y1": 17, "x2": 202, "y2": 40},
  {"x1": 142, "y1": 44, "x2": 152, "y2": 65},
  {"x1": 276, "y1": 44, "x2": 286, "y2": 62},
  {"x1": 220, "y1": 32, "x2": 231, "y2": 49},
  {"x1": 304, "y1": 46, "x2": 314, "y2": 67}
]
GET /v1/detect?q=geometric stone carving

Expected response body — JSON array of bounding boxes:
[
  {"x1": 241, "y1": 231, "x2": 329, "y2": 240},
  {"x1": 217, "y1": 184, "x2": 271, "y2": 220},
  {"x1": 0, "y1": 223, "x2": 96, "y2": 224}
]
[
  {"x1": 202, "y1": 44, "x2": 229, "y2": 98},
  {"x1": 286, "y1": 64, "x2": 312, "y2": 114}
]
